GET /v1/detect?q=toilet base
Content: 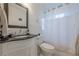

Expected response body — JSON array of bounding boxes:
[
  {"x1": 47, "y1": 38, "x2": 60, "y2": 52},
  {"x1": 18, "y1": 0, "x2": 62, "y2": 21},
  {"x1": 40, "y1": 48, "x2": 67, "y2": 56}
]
[
  {"x1": 40, "y1": 49, "x2": 73, "y2": 56},
  {"x1": 40, "y1": 49, "x2": 56, "y2": 56}
]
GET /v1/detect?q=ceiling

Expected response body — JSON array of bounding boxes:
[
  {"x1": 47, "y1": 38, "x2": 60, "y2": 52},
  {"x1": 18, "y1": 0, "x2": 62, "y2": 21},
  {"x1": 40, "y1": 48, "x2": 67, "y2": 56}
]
[
  {"x1": 22, "y1": 3, "x2": 63, "y2": 13},
  {"x1": 22, "y1": 3, "x2": 62, "y2": 10}
]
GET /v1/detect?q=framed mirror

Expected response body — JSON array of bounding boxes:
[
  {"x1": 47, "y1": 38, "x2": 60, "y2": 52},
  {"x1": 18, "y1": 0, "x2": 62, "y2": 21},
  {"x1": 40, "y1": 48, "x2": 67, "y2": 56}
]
[{"x1": 4, "y1": 3, "x2": 28, "y2": 28}]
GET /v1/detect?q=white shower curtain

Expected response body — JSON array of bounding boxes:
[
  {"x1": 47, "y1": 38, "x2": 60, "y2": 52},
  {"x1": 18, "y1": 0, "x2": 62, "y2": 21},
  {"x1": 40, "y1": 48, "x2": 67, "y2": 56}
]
[{"x1": 41, "y1": 4, "x2": 79, "y2": 54}]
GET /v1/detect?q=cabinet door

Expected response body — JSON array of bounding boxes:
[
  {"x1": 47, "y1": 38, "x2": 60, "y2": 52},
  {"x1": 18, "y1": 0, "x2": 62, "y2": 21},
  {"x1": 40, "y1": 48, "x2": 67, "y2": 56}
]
[
  {"x1": 0, "y1": 44, "x2": 2, "y2": 56},
  {"x1": 2, "y1": 38, "x2": 38, "y2": 56},
  {"x1": 2, "y1": 39, "x2": 32, "y2": 56},
  {"x1": 5, "y1": 47, "x2": 31, "y2": 56},
  {"x1": 30, "y1": 38, "x2": 38, "y2": 56}
]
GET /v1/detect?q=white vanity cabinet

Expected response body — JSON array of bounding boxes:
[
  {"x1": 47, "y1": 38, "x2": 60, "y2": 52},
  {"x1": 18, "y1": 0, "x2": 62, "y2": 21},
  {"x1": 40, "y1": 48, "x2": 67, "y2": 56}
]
[
  {"x1": 0, "y1": 44, "x2": 2, "y2": 56},
  {"x1": 2, "y1": 37, "x2": 38, "y2": 56}
]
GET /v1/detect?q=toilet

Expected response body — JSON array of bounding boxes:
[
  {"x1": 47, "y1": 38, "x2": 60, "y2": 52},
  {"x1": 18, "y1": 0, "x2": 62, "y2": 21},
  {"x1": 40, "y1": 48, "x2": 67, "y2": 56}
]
[{"x1": 39, "y1": 42, "x2": 56, "y2": 56}]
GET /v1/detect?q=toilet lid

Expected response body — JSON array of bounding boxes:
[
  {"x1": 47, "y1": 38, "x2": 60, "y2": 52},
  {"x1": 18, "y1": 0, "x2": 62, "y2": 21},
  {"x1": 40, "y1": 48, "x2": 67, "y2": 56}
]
[{"x1": 40, "y1": 43, "x2": 55, "y2": 50}]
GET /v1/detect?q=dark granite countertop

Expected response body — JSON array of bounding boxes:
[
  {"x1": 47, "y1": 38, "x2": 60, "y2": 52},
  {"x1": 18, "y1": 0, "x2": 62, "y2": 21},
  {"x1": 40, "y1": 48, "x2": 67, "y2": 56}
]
[{"x1": 0, "y1": 33, "x2": 40, "y2": 43}]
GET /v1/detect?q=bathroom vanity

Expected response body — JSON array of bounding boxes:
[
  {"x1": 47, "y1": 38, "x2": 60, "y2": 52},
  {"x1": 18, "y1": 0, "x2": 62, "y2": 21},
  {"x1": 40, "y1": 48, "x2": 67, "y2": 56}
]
[
  {"x1": 0, "y1": 34, "x2": 40, "y2": 56},
  {"x1": 0, "y1": 3, "x2": 40, "y2": 56},
  {"x1": 0, "y1": 3, "x2": 41, "y2": 56}
]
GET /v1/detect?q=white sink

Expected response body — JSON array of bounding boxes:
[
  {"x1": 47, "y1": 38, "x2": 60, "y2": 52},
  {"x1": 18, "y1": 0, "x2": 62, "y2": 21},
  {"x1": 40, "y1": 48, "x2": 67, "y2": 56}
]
[{"x1": 14, "y1": 35, "x2": 29, "y2": 39}]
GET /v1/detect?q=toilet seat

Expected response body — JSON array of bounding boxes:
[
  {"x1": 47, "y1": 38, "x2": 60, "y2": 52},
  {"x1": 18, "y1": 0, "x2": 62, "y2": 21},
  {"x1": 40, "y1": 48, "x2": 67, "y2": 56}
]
[{"x1": 40, "y1": 43, "x2": 55, "y2": 53}]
